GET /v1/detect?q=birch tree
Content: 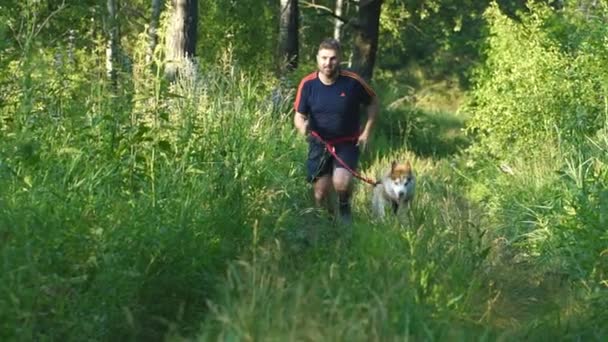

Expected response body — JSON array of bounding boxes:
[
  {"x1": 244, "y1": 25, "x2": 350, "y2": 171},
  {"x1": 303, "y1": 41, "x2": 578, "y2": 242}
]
[
  {"x1": 106, "y1": 0, "x2": 119, "y2": 84},
  {"x1": 333, "y1": 0, "x2": 344, "y2": 40}
]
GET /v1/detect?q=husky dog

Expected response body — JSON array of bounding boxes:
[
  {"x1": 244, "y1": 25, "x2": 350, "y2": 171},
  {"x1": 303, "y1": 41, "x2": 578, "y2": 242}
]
[{"x1": 372, "y1": 161, "x2": 416, "y2": 218}]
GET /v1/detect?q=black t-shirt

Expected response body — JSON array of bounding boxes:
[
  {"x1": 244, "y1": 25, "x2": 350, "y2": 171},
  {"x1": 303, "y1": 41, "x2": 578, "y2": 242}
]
[{"x1": 294, "y1": 70, "x2": 375, "y2": 140}]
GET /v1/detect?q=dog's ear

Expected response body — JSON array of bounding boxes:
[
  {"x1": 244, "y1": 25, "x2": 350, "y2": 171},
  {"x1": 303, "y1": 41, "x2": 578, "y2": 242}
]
[
  {"x1": 405, "y1": 160, "x2": 412, "y2": 169},
  {"x1": 391, "y1": 161, "x2": 397, "y2": 171}
]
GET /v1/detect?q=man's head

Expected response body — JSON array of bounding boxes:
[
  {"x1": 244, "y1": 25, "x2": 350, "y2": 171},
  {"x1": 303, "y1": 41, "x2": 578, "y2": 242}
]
[{"x1": 317, "y1": 38, "x2": 341, "y2": 79}]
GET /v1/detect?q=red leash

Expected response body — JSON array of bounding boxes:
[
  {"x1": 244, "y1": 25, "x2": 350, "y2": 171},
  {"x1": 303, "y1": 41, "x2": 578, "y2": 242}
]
[{"x1": 310, "y1": 131, "x2": 379, "y2": 186}]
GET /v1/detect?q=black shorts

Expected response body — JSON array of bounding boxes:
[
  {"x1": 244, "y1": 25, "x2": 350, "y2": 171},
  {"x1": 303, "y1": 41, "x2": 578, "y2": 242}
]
[{"x1": 306, "y1": 136, "x2": 359, "y2": 182}]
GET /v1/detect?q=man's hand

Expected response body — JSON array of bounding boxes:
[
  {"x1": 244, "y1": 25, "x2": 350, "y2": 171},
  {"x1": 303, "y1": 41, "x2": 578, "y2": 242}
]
[
  {"x1": 301, "y1": 121, "x2": 309, "y2": 138},
  {"x1": 294, "y1": 112, "x2": 309, "y2": 137},
  {"x1": 357, "y1": 131, "x2": 369, "y2": 152},
  {"x1": 358, "y1": 96, "x2": 378, "y2": 152}
]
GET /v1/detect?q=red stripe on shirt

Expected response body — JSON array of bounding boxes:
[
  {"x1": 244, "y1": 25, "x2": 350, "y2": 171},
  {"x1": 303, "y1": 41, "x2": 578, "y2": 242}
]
[
  {"x1": 340, "y1": 70, "x2": 376, "y2": 97},
  {"x1": 294, "y1": 72, "x2": 318, "y2": 113}
]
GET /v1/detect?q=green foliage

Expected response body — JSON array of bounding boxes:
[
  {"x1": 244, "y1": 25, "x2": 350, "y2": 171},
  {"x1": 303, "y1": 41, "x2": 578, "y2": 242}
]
[
  {"x1": 452, "y1": 4, "x2": 608, "y2": 338},
  {"x1": 197, "y1": 0, "x2": 278, "y2": 70},
  {"x1": 459, "y1": 128, "x2": 608, "y2": 339},
  {"x1": 0, "y1": 27, "x2": 302, "y2": 338},
  {"x1": 198, "y1": 157, "x2": 493, "y2": 341},
  {"x1": 465, "y1": 2, "x2": 608, "y2": 158},
  {"x1": 557, "y1": 131, "x2": 608, "y2": 281},
  {"x1": 2, "y1": 0, "x2": 608, "y2": 340},
  {"x1": 379, "y1": 0, "x2": 492, "y2": 84}
]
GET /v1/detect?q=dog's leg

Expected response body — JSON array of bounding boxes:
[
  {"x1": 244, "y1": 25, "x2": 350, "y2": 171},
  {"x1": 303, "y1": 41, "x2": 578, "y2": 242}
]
[
  {"x1": 372, "y1": 186, "x2": 386, "y2": 219},
  {"x1": 391, "y1": 201, "x2": 399, "y2": 215},
  {"x1": 377, "y1": 201, "x2": 386, "y2": 218}
]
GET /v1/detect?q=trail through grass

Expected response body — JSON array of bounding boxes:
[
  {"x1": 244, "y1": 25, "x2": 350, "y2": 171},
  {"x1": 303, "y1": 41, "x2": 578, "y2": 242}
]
[
  {"x1": 194, "y1": 77, "x2": 599, "y2": 341},
  {"x1": 1, "y1": 63, "x2": 605, "y2": 341}
]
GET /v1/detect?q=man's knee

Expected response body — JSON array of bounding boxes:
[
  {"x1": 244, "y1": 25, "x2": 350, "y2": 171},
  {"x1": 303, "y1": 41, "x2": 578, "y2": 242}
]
[
  {"x1": 314, "y1": 187, "x2": 328, "y2": 202},
  {"x1": 333, "y1": 168, "x2": 352, "y2": 192},
  {"x1": 313, "y1": 176, "x2": 332, "y2": 202}
]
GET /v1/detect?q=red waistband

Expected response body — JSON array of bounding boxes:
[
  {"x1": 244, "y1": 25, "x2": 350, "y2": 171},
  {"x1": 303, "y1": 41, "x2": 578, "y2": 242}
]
[{"x1": 310, "y1": 131, "x2": 359, "y2": 145}]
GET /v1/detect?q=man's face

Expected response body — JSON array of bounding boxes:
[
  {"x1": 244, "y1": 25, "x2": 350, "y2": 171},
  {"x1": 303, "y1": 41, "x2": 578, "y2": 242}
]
[{"x1": 317, "y1": 48, "x2": 340, "y2": 78}]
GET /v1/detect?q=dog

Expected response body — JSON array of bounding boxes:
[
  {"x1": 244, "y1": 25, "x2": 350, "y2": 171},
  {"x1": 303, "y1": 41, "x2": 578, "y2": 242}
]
[{"x1": 372, "y1": 161, "x2": 416, "y2": 218}]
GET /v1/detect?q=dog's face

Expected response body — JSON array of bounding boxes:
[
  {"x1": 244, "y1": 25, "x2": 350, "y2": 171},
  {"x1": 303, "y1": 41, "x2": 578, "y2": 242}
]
[{"x1": 387, "y1": 161, "x2": 414, "y2": 200}]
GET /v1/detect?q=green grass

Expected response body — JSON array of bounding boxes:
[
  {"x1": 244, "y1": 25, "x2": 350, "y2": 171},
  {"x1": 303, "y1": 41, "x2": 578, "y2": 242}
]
[
  {"x1": 198, "y1": 158, "x2": 493, "y2": 341},
  {"x1": 1, "y1": 48, "x2": 607, "y2": 341},
  {"x1": 0, "y1": 59, "x2": 307, "y2": 340}
]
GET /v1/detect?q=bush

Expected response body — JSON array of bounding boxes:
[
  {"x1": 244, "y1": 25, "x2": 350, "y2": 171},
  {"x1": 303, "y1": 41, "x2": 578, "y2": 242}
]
[
  {"x1": 0, "y1": 45, "x2": 303, "y2": 339},
  {"x1": 464, "y1": 3, "x2": 608, "y2": 158}
]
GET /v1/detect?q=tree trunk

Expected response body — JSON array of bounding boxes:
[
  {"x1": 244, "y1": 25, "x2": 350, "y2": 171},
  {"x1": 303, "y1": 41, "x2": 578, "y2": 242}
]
[
  {"x1": 165, "y1": 0, "x2": 198, "y2": 80},
  {"x1": 333, "y1": 0, "x2": 344, "y2": 41},
  {"x1": 147, "y1": 0, "x2": 163, "y2": 64},
  {"x1": 352, "y1": 0, "x2": 382, "y2": 81},
  {"x1": 278, "y1": 0, "x2": 299, "y2": 72},
  {"x1": 106, "y1": 0, "x2": 119, "y2": 85}
]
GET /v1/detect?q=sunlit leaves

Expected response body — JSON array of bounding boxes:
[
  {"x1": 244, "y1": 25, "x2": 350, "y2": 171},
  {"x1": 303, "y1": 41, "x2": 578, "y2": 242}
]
[{"x1": 465, "y1": 3, "x2": 608, "y2": 158}]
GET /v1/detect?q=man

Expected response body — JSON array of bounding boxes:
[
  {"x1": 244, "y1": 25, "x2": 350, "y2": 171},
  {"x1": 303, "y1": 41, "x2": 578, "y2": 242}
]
[{"x1": 293, "y1": 38, "x2": 379, "y2": 223}]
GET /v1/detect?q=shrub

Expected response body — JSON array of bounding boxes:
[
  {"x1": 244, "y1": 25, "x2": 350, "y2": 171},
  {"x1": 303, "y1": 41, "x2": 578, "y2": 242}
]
[{"x1": 464, "y1": 3, "x2": 608, "y2": 158}]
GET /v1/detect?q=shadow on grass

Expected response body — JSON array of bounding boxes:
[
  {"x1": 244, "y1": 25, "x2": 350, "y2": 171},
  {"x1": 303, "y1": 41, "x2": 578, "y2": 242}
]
[
  {"x1": 365, "y1": 106, "x2": 470, "y2": 164},
  {"x1": 409, "y1": 109, "x2": 470, "y2": 158}
]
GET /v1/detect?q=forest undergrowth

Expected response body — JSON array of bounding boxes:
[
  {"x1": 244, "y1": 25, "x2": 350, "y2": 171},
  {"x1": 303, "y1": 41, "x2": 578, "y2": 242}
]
[
  {"x1": 1, "y1": 4, "x2": 607, "y2": 340},
  {"x1": 194, "y1": 66, "x2": 607, "y2": 341}
]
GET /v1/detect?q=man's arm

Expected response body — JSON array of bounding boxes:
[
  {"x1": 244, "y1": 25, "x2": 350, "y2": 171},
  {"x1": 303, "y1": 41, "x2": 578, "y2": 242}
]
[
  {"x1": 358, "y1": 96, "x2": 379, "y2": 149},
  {"x1": 294, "y1": 111, "x2": 309, "y2": 137}
]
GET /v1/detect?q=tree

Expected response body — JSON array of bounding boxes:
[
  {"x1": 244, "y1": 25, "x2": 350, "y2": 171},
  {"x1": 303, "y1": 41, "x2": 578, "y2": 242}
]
[
  {"x1": 147, "y1": 0, "x2": 164, "y2": 64},
  {"x1": 106, "y1": 0, "x2": 120, "y2": 85},
  {"x1": 278, "y1": 0, "x2": 299, "y2": 72},
  {"x1": 165, "y1": 0, "x2": 198, "y2": 80},
  {"x1": 333, "y1": 0, "x2": 344, "y2": 40},
  {"x1": 352, "y1": 0, "x2": 382, "y2": 81}
]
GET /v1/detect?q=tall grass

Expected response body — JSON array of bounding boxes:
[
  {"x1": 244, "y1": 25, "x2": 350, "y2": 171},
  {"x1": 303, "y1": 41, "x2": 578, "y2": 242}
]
[
  {"x1": 453, "y1": 127, "x2": 608, "y2": 340},
  {"x1": 456, "y1": 4, "x2": 608, "y2": 337},
  {"x1": 2, "y1": 4, "x2": 607, "y2": 340},
  {"x1": 195, "y1": 72, "x2": 495, "y2": 341},
  {"x1": 0, "y1": 45, "x2": 305, "y2": 339},
  {"x1": 199, "y1": 162, "x2": 493, "y2": 340},
  {"x1": 194, "y1": 56, "x2": 608, "y2": 341}
]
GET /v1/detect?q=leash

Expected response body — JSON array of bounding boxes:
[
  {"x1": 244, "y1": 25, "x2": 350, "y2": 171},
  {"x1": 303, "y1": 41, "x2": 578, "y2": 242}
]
[{"x1": 310, "y1": 130, "x2": 379, "y2": 186}]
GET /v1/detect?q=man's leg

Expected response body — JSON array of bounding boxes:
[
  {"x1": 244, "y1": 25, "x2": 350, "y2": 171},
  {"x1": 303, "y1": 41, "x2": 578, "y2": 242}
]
[
  {"x1": 307, "y1": 138, "x2": 333, "y2": 212},
  {"x1": 333, "y1": 168, "x2": 354, "y2": 223},
  {"x1": 313, "y1": 174, "x2": 332, "y2": 208},
  {"x1": 332, "y1": 143, "x2": 359, "y2": 224}
]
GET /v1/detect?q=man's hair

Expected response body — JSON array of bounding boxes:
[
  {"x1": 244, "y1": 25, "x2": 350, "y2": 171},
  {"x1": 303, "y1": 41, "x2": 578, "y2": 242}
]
[{"x1": 318, "y1": 38, "x2": 341, "y2": 54}]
